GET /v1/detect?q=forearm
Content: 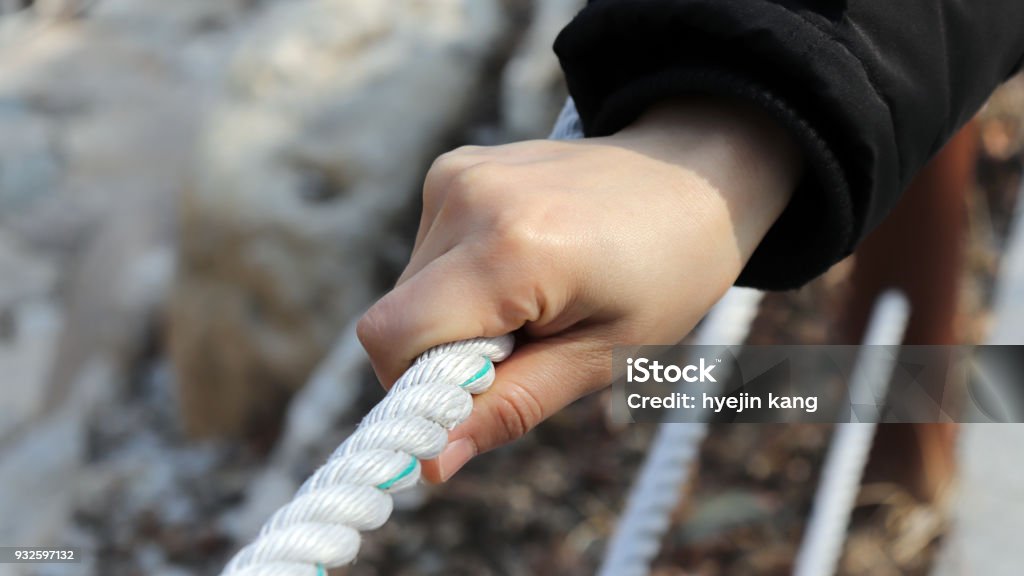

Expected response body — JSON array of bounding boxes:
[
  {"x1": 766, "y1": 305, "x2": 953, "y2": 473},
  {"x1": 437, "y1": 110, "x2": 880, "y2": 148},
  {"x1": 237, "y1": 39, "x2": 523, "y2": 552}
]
[
  {"x1": 606, "y1": 97, "x2": 801, "y2": 274},
  {"x1": 555, "y1": 0, "x2": 1024, "y2": 288}
]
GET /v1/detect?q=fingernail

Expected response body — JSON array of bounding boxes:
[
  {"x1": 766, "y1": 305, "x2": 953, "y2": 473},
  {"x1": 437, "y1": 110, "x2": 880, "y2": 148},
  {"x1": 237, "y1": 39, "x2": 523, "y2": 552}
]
[{"x1": 437, "y1": 438, "x2": 475, "y2": 481}]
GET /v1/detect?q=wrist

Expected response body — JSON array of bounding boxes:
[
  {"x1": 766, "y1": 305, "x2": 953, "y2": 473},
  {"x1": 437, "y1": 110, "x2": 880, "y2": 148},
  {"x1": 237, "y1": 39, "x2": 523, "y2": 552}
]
[{"x1": 606, "y1": 97, "x2": 802, "y2": 262}]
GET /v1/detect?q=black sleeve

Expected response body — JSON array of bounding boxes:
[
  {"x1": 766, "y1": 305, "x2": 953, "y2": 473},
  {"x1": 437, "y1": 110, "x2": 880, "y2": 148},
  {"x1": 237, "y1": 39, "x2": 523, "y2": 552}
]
[{"x1": 553, "y1": 0, "x2": 1024, "y2": 290}]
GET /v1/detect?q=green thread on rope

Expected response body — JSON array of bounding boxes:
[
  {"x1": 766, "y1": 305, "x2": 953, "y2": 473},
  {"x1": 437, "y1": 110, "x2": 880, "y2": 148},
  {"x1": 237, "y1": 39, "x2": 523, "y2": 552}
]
[
  {"x1": 376, "y1": 455, "x2": 417, "y2": 490},
  {"x1": 459, "y1": 356, "x2": 492, "y2": 388},
  {"x1": 372, "y1": 357, "x2": 490, "y2": 491},
  {"x1": 316, "y1": 563, "x2": 326, "y2": 576}
]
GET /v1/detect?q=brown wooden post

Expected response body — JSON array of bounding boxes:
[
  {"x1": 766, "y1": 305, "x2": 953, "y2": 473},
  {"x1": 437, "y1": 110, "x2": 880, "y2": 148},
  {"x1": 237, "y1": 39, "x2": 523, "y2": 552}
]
[{"x1": 840, "y1": 120, "x2": 978, "y2": 502}]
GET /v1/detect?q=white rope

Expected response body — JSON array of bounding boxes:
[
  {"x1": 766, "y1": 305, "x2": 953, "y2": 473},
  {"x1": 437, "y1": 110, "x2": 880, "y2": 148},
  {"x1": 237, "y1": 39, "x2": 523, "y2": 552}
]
[
  {"x1": 598, "y1": 287, "x2": 764, "y2": 576},
  {"x1": 793, "y1": 290, "x2": 910, "y2": 576},
  {"x1": 220, "y1": 335, "x2": 515, "y2": 576}
]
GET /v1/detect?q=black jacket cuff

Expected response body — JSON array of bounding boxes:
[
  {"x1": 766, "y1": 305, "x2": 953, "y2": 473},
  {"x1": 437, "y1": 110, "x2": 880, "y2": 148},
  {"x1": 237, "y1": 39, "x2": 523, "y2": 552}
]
[{"x1": 554, "y1": 0, "x2": 898, "y2": 289}]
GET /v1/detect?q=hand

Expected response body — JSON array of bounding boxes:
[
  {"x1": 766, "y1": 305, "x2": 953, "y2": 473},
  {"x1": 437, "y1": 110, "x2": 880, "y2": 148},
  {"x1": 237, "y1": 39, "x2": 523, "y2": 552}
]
[{"x1": 357, "y1": 98, "x2": 801, "y2": 482}]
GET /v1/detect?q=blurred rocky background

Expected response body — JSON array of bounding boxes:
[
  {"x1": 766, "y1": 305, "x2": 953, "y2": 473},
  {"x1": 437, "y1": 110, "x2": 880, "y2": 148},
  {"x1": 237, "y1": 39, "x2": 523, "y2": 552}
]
[{"x1": 0, "y1": 1, "x2": 1021, "y2": 575}]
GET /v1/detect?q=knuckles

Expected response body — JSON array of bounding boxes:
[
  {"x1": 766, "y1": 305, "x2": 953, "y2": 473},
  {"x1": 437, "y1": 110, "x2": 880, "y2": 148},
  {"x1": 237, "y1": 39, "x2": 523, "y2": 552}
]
[
  {"x1": 423, "y1": 147, "x2": 483, "y2": 205},
  {"x1": 433, "y1": 160, "x2": 546, "y2": 254},
  {"x1": 445, "y1": 161, "x2": 505, "y2": 209},
  {"x1": 426, "y1": 146, "x2": 485, "y2": 182},
  {"x1": 355, "y1": 302, "x2": 389, "y2": 359},
  {"x1": 424, "y1": 147, "x2": 565, "y2": 281}
]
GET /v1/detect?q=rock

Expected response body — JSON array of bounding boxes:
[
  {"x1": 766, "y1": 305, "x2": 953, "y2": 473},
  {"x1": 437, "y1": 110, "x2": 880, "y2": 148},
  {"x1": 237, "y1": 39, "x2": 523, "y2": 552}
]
[
  {"x1": 678, "y1": 490, "x2": 779, "y2": 544},
  {"x1": 0, "y1": 104, "x2": 61, "y2": 213},
  {"x1": 0, "y1": 0, "x2": 261, "y2": 414},
  {"x1": 34, "y1": 0, "x2": 80, "y2": 20},
  {"x1": 0, "y1": 229, "x2": 60, "y2": 441},
  {"x1": 0, "y1": 228, "x2": 57, "y2": 309},
  {"x1": 0, "y1": 358, "x2": 115, "y2": 555},
  {"x1": 0, "y1": 4, "x2": 258, "y2": 565},
  {"x1": 170, "y1": 0, "x2": 505, "y2": 439},
  {"x1": 500, "y1": 0, "x2": 582, "y2": 140},
  {"x1": 0, "y1": 301, "x2": 61, "y2": 442}
]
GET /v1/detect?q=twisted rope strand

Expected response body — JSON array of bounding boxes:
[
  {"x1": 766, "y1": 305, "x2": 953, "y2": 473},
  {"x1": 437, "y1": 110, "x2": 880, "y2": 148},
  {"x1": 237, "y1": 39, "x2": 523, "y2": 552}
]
[
  {"x1": 793, "y1": 291, "x2": 909, "y2": 576},
  {"x1": 221, "y1": 335, "x2": 515, "y2": 576},
  {"x1": 598, "y1": 287, "x2": 764, "y2": 576}
]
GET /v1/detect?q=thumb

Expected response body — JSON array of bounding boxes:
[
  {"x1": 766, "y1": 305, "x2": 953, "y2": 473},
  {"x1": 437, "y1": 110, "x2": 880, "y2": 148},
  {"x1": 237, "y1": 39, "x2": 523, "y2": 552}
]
[{"x1": 421, "y1": 333, "x2": 611, "y2": 483}]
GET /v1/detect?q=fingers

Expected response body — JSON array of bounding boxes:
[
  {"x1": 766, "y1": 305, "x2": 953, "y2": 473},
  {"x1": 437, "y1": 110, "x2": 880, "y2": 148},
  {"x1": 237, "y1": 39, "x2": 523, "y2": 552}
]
[
  {"x1": 421, "y1": 334, "x2": 610, "y2": 483},
  {"x1": 357, "y1": 246, "x2": 543, "y2": 387},
  {"x1": 394, "y1": 217, "x2": 458, "y2": 287}
]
